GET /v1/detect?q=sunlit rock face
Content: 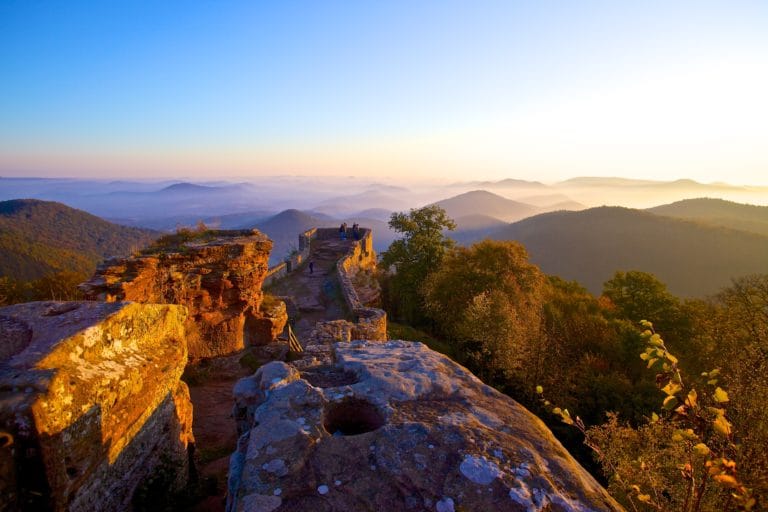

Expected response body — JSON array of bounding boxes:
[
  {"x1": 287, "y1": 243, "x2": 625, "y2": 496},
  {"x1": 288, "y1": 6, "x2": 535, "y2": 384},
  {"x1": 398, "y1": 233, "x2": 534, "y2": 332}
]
[
  {"x1": 228, "y1": 340, "x2": 622, "y2": 512},
  {"x1": 0, "y1": 301, "x2": 193, "y2": 512},
  {"x1": 80, "y1": 229, "x2": 280, "y2": 359}
]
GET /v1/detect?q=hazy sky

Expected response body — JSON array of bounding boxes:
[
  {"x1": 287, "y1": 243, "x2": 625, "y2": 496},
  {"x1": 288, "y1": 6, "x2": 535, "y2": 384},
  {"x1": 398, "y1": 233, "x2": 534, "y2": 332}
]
[{"x1": 1, "y1": 1, "x2": 767, "y2": 184}]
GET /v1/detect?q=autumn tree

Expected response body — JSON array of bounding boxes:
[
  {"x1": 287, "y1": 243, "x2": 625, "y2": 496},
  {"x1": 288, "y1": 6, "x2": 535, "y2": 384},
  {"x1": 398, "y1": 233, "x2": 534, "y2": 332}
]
[
  {"x1": 541, "y1": 322, "x2": 756, "y2": 511},
  {"x1": 693, "y1": 275, "x2": 768, "y2": 498},
  {"x1": 603, "y1": 270, "x2": 692, "y2": 352},
  {"x1": 539, "y1": 277, "x2": 659, "y2": 427},
  {"x1": 422, "y1": 240, "x2": 546, "y2": 385},
  {"x1": 380, "y1": 205, "x2": 456, "y2": 325}
]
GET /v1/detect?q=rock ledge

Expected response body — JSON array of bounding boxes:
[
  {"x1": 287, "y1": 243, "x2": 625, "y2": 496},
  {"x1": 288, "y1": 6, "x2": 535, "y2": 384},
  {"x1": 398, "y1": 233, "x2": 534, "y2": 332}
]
[{"x1": 229, "y1": 340, "x2": 622, "y2": 512}]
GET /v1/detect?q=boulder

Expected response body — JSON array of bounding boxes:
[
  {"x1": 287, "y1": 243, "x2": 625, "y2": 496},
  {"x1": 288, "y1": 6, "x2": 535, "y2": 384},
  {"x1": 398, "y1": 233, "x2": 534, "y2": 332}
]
[
  {"x1": 0, "y1": 301, "x2": 193, "y2": 512},
  {"x1": 246, "y1": 299, "x2": 288, "y2": 347},
  {"x1": 228, "y1": 340, "x2": 622, "y2": 512}
]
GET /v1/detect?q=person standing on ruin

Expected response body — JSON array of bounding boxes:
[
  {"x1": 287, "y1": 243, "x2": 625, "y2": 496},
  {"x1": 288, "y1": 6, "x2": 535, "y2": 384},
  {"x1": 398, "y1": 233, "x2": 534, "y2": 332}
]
[{"x1": 308, "y1": 259, "x2": 315, "y2": 274}]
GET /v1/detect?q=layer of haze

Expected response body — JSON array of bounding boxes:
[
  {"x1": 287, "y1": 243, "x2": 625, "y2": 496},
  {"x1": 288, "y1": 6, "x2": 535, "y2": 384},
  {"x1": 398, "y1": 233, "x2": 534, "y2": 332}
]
[{"x1": 1, "y1": 1, "x2": 767, "y2": 185}]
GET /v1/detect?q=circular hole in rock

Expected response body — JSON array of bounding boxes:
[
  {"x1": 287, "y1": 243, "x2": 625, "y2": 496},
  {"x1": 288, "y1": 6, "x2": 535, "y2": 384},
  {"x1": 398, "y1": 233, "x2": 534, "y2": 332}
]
[
  {"x1": 323, "y1": 398, "x2": 385, "y2": 436},
  {"x1": 301, "y1": 365, "x2": 359, "y2": 388},
  {"x1": 0, "y1": 432, "x2": 13, "y2": 449}
]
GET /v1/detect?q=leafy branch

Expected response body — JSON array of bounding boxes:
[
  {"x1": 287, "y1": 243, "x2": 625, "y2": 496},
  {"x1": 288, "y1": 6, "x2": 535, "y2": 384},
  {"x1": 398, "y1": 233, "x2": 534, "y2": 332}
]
[{"x1": 538, "y1": 320, "x2": 756, "y2": 511}]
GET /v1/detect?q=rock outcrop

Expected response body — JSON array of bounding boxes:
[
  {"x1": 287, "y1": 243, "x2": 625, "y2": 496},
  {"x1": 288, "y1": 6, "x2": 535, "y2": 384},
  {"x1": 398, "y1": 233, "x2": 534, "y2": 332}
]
[
  {"x1": 0, "y1": 301, "x2": 193, "y2": 512},
  {"x1": 228, "y1": 340, "x2": 622, "y2": 512},
  {"x1": 80, "y1": 229, "x2": 285, "y2": 359}
]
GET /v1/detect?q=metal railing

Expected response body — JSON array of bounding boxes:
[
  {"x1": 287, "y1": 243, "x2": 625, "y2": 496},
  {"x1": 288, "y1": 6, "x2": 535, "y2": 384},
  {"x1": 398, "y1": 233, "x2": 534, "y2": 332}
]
[{"x1": 287, "y1": 324, "x2": 303, "y2": 353}]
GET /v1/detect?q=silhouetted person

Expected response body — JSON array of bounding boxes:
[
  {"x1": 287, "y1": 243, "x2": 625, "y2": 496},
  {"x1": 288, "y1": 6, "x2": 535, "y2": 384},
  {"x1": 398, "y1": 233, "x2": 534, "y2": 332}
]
[
  {"x1": 352, "y1": 223, "x2": 360, "y2": 240},
  {"x1": 339, "y1": 223, "x2": 347, "y2": 240},
  {"x1": 308, "y1": 259, "x2": 315, "y2": 274}
]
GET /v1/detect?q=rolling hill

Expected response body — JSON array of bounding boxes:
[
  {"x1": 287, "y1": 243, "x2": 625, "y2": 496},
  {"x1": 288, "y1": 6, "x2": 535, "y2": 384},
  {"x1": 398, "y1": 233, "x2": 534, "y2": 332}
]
[
  {"x1": 249, "y1": 209, "x2": 397, "y2": 265},
  {"x1": 488, "y1": 206, "x2": 768, "y2": 297},
  {"x1": 451, "y1": 214, "x2": 509, "y2": 245},
  {"x1": 249, "y1": 209, "x2": 336, "y2": 264},
  {"x1": 0, "y1": 199, "x2": 158, "y2": 281},
  {"x1": 432, "y1": 190, "x2": 539, "y2": 222},
  {"x1": 647, "y1": 198, "x2": 768, "y2": 237}
]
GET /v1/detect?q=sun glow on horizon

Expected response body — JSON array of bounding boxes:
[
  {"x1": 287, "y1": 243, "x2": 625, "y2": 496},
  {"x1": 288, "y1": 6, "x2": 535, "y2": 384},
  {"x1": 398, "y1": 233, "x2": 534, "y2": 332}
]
[{"x1": 1, "y1": 2, "x2": 767, "y2": 186}]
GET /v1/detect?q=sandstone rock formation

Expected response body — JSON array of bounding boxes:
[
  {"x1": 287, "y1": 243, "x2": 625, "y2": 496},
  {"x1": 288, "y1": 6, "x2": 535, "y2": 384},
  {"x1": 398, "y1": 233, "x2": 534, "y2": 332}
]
[
  {"x1": 228, "y1": 340, "x2": 622, "y2": 512},
  {"x1": 80, "y1": 229, "x2": 285, "y2": 359},
  {"x1": 0, "y1": 301, "x2": 193, "y2": 512}
]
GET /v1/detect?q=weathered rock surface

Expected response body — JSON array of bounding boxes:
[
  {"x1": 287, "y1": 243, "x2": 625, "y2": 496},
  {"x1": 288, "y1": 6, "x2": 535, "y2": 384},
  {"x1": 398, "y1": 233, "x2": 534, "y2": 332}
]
[
  {"x1": 246, "y1": 298, "x2": 288, "y2": 347},
  {"x1": 80, "y1": 229, "x2": 278, "y2": 359},
  {"x1": 0, "y1": 301, "x2": 193, "y2": 512},
  {"x1": 228, "y1": 340, "x2": 622, "y2": 512}
]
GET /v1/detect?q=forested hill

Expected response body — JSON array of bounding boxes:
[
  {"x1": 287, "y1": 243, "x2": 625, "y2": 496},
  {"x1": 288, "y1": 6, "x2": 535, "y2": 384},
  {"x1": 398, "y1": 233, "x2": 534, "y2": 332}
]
[
  {"x1": 489, "y1": 206, "x2": 768, "y2": 297},
  {"x1": 647, "y1": 197, "x2": 768, "y2": 237},
  {"x1": 0, "y1": 199, "x2": 158, "y2": 280}
]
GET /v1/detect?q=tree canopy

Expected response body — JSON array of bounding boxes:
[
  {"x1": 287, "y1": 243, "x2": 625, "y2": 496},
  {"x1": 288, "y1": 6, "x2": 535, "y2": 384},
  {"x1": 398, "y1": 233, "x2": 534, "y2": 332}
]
[{"x1": 380, "y1": 205, "x2": 455, "y2": 324}]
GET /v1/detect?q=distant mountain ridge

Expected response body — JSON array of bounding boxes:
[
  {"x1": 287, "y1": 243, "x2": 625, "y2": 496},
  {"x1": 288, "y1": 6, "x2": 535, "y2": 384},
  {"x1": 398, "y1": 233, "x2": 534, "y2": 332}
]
[
  {"x1": 486, "y1": 206, "x2": 768, "y2": 297},
  {"x1": 648, "y1": 197, "x2": 768, "y2": 237},
  {"x1": 432, "y1": 190, "x2": 539, "y2": 223},
  {"x1": 451, "y1": 178, "x2": 547, "y2": 189},
  {"x1": 235, "y1": 209, "x2": 394, "y2": 265},
  {"x1": 0, "y1": 199, "x2": 158, "y2": 280}
]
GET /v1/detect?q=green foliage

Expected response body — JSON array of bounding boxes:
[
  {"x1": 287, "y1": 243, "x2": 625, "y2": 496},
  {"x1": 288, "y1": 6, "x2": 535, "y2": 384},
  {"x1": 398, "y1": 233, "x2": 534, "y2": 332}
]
[
  {"x1": 381, "y1": 220, "x2": 767, "y2": 508},
  {"x1": 142, "y1": 222, "x2": 215, "y2": 254},
  {"x1": 530, "y1": 276, "x2": 660, "y2": 427},
  {"x1": 689, "y1": 275, "x2": 768, "y2": 499},
  {"x1": 380, "y1": 205, "x2": 456, "y2": 325},
  {"x1": 421, "y1": 240, "x2": 546, "y2": 384},
  {"x1": 0, "y1": 270, "x2": 88, "y2": 305},
  {"x1": 603, "y1": 271, "x2": 680, "y2": 327},
  {"x1": 541, "y1": 322, "x2": 757, "y2": 511}
]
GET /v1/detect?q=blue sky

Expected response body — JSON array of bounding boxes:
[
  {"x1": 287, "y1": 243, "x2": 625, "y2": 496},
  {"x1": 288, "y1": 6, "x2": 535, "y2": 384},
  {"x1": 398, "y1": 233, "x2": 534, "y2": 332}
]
[{"x1": 1, "y1": 1, "x2": 767, "y2": 184}]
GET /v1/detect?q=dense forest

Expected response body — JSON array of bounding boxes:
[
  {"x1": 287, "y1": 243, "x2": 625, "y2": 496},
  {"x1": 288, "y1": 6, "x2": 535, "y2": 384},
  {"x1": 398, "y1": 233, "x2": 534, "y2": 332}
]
[
  {"x1": 0, "y1": 199, "x2": 157, "y2": 304},
  {"x1": 381, "y1": 205, "x2": 765, "y2": 511}
]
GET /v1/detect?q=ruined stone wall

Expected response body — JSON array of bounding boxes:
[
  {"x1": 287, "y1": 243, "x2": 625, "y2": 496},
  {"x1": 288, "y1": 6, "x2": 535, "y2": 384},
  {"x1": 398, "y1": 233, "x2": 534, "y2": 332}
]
[
  {"x1": 293, "y1": 227, "x2": 387, "y2": 345},
  {"x1": 333, "y1": 228, "x2": 387, "y2": 342},
  {"x1": 80, "y1": 230, "x2": 281, "y2": 359},
  {"x1": 0, "y1": 301, "x2": 193, "y2": 512},
  {"x1": 263, "y1": 228, "x2": 317, "y2": 288}
]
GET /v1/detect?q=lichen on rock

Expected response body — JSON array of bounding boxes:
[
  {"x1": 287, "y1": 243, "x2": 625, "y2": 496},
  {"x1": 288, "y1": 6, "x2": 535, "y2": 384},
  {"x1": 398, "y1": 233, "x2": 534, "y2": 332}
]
[
  {"x1": 228, "y1": 340, "x2": 623, "y2": 511},
  {"x1": 0, "y1": 300, "x2": 193, "y2": 512}
]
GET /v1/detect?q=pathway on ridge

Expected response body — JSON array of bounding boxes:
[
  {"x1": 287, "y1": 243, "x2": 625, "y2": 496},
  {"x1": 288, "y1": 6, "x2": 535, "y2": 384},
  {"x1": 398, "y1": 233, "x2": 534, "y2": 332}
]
[
  {"x1": 265, "y1": 236, "x2": 357, "y2": 341},
  {"x1": 186, "y1": 236, "x2": 359, "y2": 510}
]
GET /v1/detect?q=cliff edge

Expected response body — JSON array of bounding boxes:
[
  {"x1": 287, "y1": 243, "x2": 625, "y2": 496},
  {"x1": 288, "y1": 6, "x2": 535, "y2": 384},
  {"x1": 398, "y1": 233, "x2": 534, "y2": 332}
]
[{"x1": 80, "y1": 229, "x2": 283, "y2": 359}]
